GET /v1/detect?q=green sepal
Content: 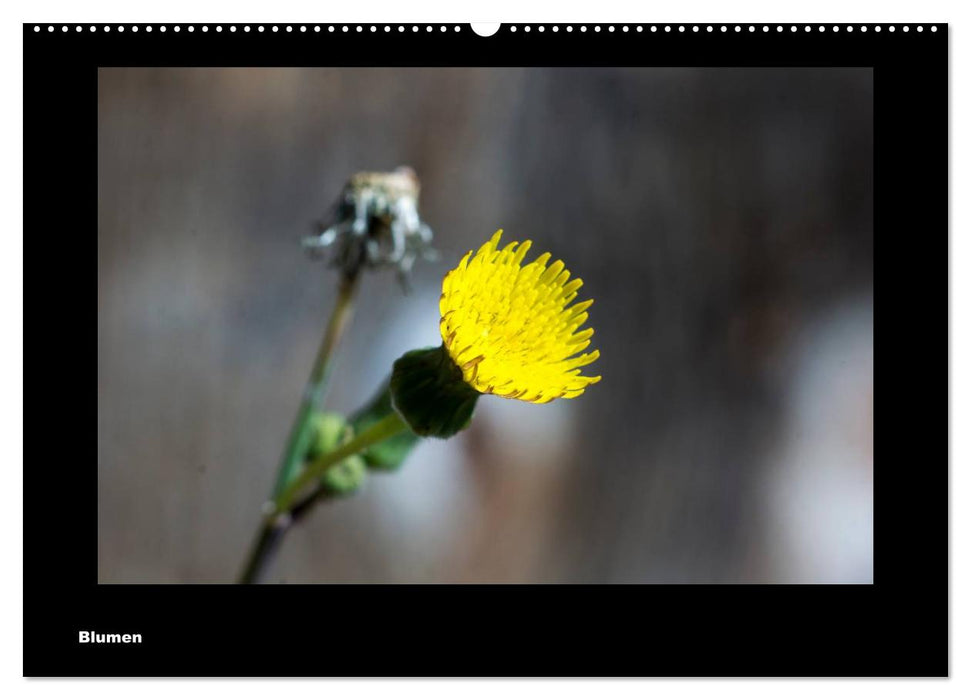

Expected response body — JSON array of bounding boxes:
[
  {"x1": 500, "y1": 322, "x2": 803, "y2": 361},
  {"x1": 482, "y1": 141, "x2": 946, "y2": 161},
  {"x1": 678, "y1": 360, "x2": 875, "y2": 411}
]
[
  {"x1": 350, "y1": 380, "x2": 422, "y2": 470},
  {"x1": 389, "y1": 344, "x2": 480, "y2": 438}
]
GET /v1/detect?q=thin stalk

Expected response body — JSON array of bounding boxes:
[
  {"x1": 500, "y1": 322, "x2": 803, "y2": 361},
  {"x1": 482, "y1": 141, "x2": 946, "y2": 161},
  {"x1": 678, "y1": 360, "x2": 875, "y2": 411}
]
[
  {"x1": 237, "y1": 412, "x2": 408, "y2": 584},
  {"x1": 237, "y1": 518, "x2": 290, "y2": 585},
  {"x1": 238, "y1": 272, "x2": 360, "y2": 584},
  {"x1": 273, "y1": 412, "x2": 408, "y2": 516},
  {"x1": 271, "y1": 272, "x2": 360, "y2": 498},
  {"x1": 236, "y1": 484, "x2": 342, "y2": 585}
]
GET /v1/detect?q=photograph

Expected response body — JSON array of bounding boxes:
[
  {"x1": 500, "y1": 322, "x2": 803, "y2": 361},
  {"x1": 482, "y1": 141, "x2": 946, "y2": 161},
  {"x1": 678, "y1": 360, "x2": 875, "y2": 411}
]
[{"x1": 97, "y1": 65, "x2": 874, "y2": 585}]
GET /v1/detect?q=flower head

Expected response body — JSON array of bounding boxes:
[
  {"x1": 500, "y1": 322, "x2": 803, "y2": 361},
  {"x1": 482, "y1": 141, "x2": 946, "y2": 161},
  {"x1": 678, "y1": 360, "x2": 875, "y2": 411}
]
[{"x1": 439, "y1": 230, "x2": 601, "y2": 404}]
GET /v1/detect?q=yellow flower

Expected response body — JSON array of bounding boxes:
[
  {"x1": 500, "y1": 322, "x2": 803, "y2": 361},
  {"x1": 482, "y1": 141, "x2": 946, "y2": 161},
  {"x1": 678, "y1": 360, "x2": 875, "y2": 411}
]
[{"x1": 439, "y1": 230, "x2": 601, "y2": 404}]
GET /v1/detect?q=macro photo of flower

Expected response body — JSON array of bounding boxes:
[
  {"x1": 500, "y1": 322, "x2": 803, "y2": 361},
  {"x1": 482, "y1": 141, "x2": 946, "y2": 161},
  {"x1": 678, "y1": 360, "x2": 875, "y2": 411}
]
[{"x1": 97, "y1": 66, "x2": 873, "y2": 585}]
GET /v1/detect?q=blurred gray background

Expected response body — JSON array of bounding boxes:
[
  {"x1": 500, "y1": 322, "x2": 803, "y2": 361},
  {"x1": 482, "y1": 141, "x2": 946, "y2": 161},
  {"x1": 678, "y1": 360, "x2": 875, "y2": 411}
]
[{"x1": 98, "y1": 67, "x2": 873, "y2": 583}]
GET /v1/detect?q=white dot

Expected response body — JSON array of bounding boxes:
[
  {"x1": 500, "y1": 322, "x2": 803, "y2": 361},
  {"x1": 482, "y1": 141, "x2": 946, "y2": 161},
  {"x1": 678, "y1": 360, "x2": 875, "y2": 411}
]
[
  {"x1": 76, "y1": 26, "x2": 82, "y2": 32},
  {"x1": 118, "y1": 26, "x2": 124, "y2": 32},
  {"x1": 932, "y1": 26, "x2": 938, "y2": 32},
  {"x1": 244, "y1": 26, "x2": 250, "y2": 32},
  {"x1": 623, "y1": 26, "x2": 629, "y2": 32},
  {"x1": 102, "y1": 26, "x2": 108, "y2": 32},
  {"x1": 903, "y1": 26, "x2": 909, "y2": 32},
  {"x1": 834, "y1": 26, "x2": 840, "y2": 32},
  {"x1": 819, "y1": 26, "x2": 825, "y2": 32},
  {"x1": 749, "y1": 26, "x2": 755, "y2": 32},
  {"x1": 342, "y1": 26, "x2": 348, "y2": 32},
  {"x1": 539, "y1": 26, "x2": 545, "y2": 32},
  {"x1": 791, "y1": 26, "x2": 797, "y2": 32},
  {"x1": 371, "y1": 26, "x2": 377, "y2": 32},
  {"x1": 666, "y1": 26, "x2": 672, "y2": 33},
  {"x1": 411, "y1": 26, "x2": 418, "y2": 32},
  {"x1": 288, "y1": 26, "x2": 294, "y2": 32},
  {"x1": 384, "y1": 26, "x2": 389, "y2": 32},
  {"x1": 636, "y1": 26, "x2": 643, "y2": 33},
  {"x1": 777, "y1": 26, "x2": 783, "y2": 32},
  {"x1": 90, "y1": 26, "x2": 96, "y2": 32},
  {"x1": 396, "y1": 26, "x2": 402, "y2": 32},
  {"x1": 651, "y1": 26, "x2": 657, "y2": 32},
  {"x1": 554, "y1": 26, "x2": 560, "y2": 32},
  {"x1": 861, "y1": 26, "x2": 867, "y2": 32},
  {"x1": 525, "y1": 25, "x2": 531, "y2": 32},
  {"x1": 258, "y1": 26, "x2": 264, "y2": 32},
  {"x1": 917, "y1": 26, "x2": 923, "y2": 32},
  {"x1": 889, "y1": 26, "x2": 895, "y2": 32},
  {"x1": 62, "y1": 26, "x2": 68, "y2": 32},
  {"x1": 454, "y1": 26, "x2": 460, "y2": 32},
  {"x1": 216, "y1": 26, "x2": 222, "y2": 32},
  {"x1": 875, "y1": 26, "x2": 881, "y2": 32},
  {"x1": 805, "y1": 26, "x2": 811, "y2": 32},
  {"x1": 735, "y1": 26, "x2": 741, "y2": 32},
  {"x1": 426, "y1": 25, "x2": 432, "y2": 32},
  {"x1": 511, "y1": 26, "x2": 517, "y2": 33},
  {"x1": 721, "y1": 26, "x2": 727, "y2": 32},
  {"x1": 847, "y1": 26, "x2": 853, "y2": 32},
  {"x1": 693, "y1": 26, "x2": 699, "y2": 33},
  {"x1": 174, "y1": 26, "x2": 180, "y2": 32},
  {"x1": 33, "y1": 25, "x2": 39, "y2": 32},
  {"x1": 315, "y1": 26, "x2": 321, "y2": 32},
  {"x1": 678, "y1": 25, "x2": 684, "y2": 32},
  {"x1": 300, "y1": 26, "x2": 306, "y2": 32},
  {"x1": 707, "y1": 26, "x2": 713, "y2": 32},
  {"x1": 763, "y1": 26, "x2": 769, "y2": 32},
  {"x1": 273, "y1": 26, "x2": 279, "y2": 32},
  {"x1": 580, "y1": 26, "x2": 586, "y2": 32},
  {"x1": 608, "y1": 26, "x2": 614, "y2": 32},
  {"x1": 567, "y1": 26, "x2": 573, "y2": 32}
]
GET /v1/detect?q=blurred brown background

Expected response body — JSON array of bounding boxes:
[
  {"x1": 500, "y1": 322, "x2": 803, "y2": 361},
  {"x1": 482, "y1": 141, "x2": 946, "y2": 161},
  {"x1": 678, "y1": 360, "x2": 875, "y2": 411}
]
[{"x1": 98, "y1": 67, "x2": 873, "y2": 583}]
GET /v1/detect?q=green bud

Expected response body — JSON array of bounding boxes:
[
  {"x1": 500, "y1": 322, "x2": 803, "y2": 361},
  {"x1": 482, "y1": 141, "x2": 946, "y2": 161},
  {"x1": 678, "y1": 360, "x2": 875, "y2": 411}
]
[
  {"x1": 389, "y1": 344, "x2": 479, "y2": 438},
  {"x1": 305, "y1": 412, "x2": 368, "y2": 494},
  {"x1": 305, "y1": 412, "x2": 352, "y2": 461},
  {"x1": 320, "y1": 454, "x2": 368, "y2": 494}
]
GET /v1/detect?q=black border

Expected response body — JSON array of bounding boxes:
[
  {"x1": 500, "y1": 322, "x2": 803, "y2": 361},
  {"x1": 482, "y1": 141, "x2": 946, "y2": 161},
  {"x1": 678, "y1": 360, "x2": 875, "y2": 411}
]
[{"x1": 25, "y1": 22, "x2": 947, "y2": 677}]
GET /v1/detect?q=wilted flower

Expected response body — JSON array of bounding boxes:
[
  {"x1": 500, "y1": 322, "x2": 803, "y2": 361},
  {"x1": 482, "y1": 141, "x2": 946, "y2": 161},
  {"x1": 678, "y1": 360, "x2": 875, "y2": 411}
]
[{"x1": 304, "y1": 166, "x2": 436, "y2": 284}]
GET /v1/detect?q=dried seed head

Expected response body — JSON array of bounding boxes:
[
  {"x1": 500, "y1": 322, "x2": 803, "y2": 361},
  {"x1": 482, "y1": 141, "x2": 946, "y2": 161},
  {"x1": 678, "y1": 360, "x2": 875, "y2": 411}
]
[{"x1": 304, "y1": 166, "x2": 437, "y2": 287}]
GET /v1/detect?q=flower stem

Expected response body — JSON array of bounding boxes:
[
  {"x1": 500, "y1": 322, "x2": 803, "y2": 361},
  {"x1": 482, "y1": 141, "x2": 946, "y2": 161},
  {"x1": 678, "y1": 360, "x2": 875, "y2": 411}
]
[
  {"x1": 271, "y1": 272, "x2": 360, "y2": 498},
  {"x1": 238, "y1": 272, "x2": 360, "y2": 585},
  {"x1": 272, "y1": 412, "x2": 409, "y2": 516},
  {"x1": 237, "y1": 412, "x2": 408, "y2": 585}
]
